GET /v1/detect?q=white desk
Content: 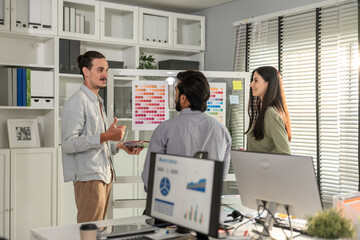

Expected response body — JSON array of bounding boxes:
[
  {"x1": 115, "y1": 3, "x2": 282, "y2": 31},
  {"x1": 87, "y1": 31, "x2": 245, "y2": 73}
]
[
  {"x1": 31, "y1": 216, "x2": 152, "y2": 240},
  {"x1": 226, "y1": 218, "x2": 314, "y2": 240},
  {"x1": 31, "y1": 214, "x2": 315, "y2": 240}
]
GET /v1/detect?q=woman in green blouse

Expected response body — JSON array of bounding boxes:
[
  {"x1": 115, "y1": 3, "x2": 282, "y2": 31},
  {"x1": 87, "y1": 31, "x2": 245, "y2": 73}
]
[{"x1": 245, "y1": 66, "x2": 291, "y2": 154}]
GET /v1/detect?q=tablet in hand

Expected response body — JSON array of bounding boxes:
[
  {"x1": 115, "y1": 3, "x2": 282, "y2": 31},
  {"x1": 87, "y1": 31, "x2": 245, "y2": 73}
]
[{"x1": 124, "y1": 140, "x2": 149, "y2": 149}]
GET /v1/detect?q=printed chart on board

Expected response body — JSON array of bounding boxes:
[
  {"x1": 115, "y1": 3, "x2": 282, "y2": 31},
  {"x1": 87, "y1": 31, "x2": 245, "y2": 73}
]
[
  {"x1": 206, "y1": 83, "x2": 226, "y2": 125},
  {"x1": 132, "y1": 81, "x2": 169, "y2": 130}
]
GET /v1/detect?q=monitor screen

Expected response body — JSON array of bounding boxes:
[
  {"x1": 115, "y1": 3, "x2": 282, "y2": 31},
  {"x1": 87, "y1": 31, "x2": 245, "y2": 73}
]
[
  {"x1": 145, "y1": 152, "x2": 224, "y2": 238},
  {"x1": 231, "y1": 150, "x2": 323, "y2": 220}
]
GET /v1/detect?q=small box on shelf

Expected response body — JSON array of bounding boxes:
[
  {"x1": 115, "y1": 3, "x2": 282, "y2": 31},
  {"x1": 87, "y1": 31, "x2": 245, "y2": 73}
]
[
  {"x1": 108, "y1": 61, "x2": 124, "y2": 69},
  {"x1": 158, "y1": 59, "x2": 199, "y2": 70},
  {"x1": 31, "y1": 98, "x2": 54, "y2": 107}
]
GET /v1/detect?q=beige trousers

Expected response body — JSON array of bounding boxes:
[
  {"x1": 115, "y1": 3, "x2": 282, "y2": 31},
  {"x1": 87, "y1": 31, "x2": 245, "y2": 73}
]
[{"x1": 74, "y1": 178, "x2": 112, "y2": 223}]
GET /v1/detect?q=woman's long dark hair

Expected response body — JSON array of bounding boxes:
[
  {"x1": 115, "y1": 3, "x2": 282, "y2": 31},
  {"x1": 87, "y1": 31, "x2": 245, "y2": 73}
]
[{"x1": 245, "y1": 66, "x2": 291, "y2": 142}]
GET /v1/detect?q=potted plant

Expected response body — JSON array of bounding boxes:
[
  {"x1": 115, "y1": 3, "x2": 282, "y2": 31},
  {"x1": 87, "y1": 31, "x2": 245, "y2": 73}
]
[
  {"x1": 306, "y1": 208, "x2": 355, "y2": 239},
  {"x1": 138, "y1": 51, "x2": 157, "y2": 69}
]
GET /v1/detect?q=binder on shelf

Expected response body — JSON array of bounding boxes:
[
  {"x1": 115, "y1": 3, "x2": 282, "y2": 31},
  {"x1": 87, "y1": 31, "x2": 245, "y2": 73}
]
[
  {"x1": 0, "y1": 68, "x2": 13, "y2": 106},
  {"x1": 30, "y1": 70, "x2": 42, "y2": 97},
  {"x1": 69, "y1": 40, "x2": 80, "y2": 74},
  {"x1": 158, "y1": 16, "x2": 168, "y2": 43},
  {"x1": 63, "y1": 6, "x2": 70, "y2": 32},
  {"x1": 143, "y1": 14, "x2": 152, "y2": 41},
  {"x1": 59, "y1": 38, "x2": 70, "y2": 73},
  {"x1": 16, "y1": 0, "x2": 29, "y2": 28},
  {"x1": 75, "y1": 13, "x2": 81, "y2": 33},
  {"x1": 29, "y1": 0, "x2": 41, "y2": 29},
  {"x1": 12, "y1": 69, "x2": 17, "y2": 106},
  {"x1": 0, "y1": 0, "x2": 4, "y2": 24},
  {"x1": 41, "y1": 0, "x2": 52, "y2": 29},
  {"x1": 16, "y1": 68, "x2": 27, "y2": 106},
  {"x1": 26, "y1": 69, "x2": 31, "y2": 106},
  {"x1": 81, "y1": 15, "x2": 85, "y2": 34},
  {"x1": 16, "y1": 68, "x2": 22, "y2": 106},
  {"x1": 41, "y1": 71, "x2": 54, "y2": 97},
  {"x1": 70, "y1": 7, "x2": 76, "y2": 32},
  {"x1": 150, "y1": 15, "x2": 157, "y2": 42},
  {"x1": 22, "y1": 69, "x2": 27, "y2": 106}
]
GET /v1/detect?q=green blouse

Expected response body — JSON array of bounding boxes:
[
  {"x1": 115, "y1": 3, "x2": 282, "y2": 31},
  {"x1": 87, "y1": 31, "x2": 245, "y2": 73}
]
[{"x1": 247, "y1": 107, "x2": 291, "y2": 154}]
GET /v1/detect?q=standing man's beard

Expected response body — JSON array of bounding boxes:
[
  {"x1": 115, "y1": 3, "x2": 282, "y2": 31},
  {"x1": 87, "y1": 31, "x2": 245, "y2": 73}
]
[{"x1": 175, "y1": 95, "x2": 181, "y2": 112}]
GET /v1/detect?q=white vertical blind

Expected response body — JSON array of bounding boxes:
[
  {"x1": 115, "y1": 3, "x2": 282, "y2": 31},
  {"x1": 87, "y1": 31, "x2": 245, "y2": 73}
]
[
  {"x1": 247, "y1": 19, "x2": 279, "y2": 72},
  {"x1": 234, "y1": 24, "x2": 247, "y2": 72},
  {"x1": 232, "y1": 24, "x2": 247, "y2": 151},
  {"x1": 319, "y1": 2, "x2": 359, "y2": 201},
  {"x1": 281, "y1": 11, "x2": 318, "y2": 166},
  {"x1": 232, "y1": 0, "x2": 359, "y2": 201}
]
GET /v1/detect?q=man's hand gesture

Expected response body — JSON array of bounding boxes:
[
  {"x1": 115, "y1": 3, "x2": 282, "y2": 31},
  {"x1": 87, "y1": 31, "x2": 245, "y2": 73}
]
[{"x1": 100, "y1": 117, "x2": 126, "y2": 143}]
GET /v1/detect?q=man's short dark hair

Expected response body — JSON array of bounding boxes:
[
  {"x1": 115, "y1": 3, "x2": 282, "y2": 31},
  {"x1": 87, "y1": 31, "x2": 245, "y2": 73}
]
[
  {"x1": 77, "y1": 51, "x2": 105, "y2": 77},
  {"x1": 176, "y1": 70, "x2": 210, "y2": 112}
]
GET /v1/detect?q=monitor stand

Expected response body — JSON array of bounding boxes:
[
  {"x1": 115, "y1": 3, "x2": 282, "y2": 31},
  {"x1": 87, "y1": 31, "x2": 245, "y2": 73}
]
[
  {"x1": 196, "y1": 232, "x2": 209, "y2": 240},
  {"x1": 261, "y1": 202, "x2": 278, "y2": 236},
  {"x1": 176, "y1": 226, "x2": 190, "y2": 234}
]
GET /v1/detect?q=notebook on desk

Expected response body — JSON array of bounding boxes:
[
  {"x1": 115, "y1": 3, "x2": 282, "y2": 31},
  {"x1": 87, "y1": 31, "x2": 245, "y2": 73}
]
[{"x1": 96, "y1": 223, "x2": 159, "y2": 240}]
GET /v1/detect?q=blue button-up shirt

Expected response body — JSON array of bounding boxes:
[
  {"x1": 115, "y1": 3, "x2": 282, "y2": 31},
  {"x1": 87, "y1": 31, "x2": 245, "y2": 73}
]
[
  {"x1": 141, "y1": 108, "x2": 232, "y2": 190},
  {"x1": 61, "y1": 85, "x2": 116, "y2": 184}
]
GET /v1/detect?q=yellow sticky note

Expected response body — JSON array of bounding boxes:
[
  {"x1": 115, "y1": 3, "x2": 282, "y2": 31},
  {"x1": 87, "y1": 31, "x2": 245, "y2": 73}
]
[{"x1": 233, "y1": 81, "x2": 242, "y2": 90}]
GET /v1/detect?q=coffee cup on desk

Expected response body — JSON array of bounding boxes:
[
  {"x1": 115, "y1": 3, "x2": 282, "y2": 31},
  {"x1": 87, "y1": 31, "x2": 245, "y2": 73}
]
[{"x1": 79, "y1": 223, "x2": 98, "y2": 240}]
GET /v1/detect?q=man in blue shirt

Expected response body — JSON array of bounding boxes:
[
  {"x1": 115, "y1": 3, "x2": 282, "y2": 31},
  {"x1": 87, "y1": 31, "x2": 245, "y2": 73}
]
[
  {"x1": 141, "y1": 70, "x2": 231, "y2": 190},
  {"x1": 61, "y1": 51, "x2": 141, "y2": 223}
]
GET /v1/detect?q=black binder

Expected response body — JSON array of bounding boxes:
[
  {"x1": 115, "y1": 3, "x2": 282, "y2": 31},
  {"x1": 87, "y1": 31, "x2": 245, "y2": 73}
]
[
  {"x1": 59, "y1": 39, "x2": 69, "y2": 73},
  {"x1": 69, "y1": 40, "x2": 80, "y2": 74}
]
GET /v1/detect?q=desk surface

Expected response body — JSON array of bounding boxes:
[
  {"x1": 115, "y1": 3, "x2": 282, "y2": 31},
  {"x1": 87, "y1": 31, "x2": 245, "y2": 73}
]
[
  {"x1": 31, "y1": 216, "x2": 150, "y2": 240},
  {"x1": 31, "y1": 215, "x2": 315, "y2": 240}
]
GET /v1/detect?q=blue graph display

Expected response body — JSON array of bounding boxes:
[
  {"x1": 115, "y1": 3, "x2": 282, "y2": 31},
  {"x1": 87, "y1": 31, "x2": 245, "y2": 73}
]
[{"x1": 160, "y1": 177, "x2": 171, "y2": 196}]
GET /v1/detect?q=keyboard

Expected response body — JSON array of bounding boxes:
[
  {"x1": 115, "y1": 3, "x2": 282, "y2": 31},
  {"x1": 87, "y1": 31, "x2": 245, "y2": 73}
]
[
  {"x1": 255, "y1": 217, "x2": 308, "y2": 234},
  {"x1": 119, "y1": 236, "x2": 153, "y2": 240}
]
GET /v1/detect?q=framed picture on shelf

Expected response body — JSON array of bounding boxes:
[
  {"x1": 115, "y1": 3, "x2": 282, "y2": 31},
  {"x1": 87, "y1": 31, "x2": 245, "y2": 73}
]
[{"x1": 7, "y1": 119, "x2": 41, "y2": 148}]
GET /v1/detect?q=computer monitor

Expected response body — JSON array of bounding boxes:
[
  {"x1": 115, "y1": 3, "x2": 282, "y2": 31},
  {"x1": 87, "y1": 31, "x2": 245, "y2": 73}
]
[
  {"x1": 145, "y1": 152, "x2": 224, "y2": 239},
  {"x1": 231, "y1": 150, "x2": 323, "y2": 233}
]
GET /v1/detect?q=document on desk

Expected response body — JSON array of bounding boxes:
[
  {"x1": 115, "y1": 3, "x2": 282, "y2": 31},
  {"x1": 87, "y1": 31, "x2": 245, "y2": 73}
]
[{"x1": 96, "y1": 223, "x2": 159, "y2": 240}]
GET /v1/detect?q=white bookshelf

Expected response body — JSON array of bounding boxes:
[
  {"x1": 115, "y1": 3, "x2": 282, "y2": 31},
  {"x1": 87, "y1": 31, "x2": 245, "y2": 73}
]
[
  {"x1": 0, "y1": 0, "x2": 207, "y2": 237},
  {"x1": 10, "y1": 0, "x2": 57, "y2": 35},
  {"x1": 58, "y1": 0, "x2": 100, "y2": 40},
  {"x1": 0, "y1": 0, "x2": 10, "y2": 31},
  {"x1": 174, "y1": 13, "x2": 205, "y2": 50},
  {"x1": 101, "y1": 2, "x2": 138, "y2": 44}
]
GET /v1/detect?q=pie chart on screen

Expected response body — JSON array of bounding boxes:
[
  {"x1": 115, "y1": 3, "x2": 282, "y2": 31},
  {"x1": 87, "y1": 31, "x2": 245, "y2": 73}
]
[{"x1": 160, "y1": 177, "x2": 170, "y2": 196}]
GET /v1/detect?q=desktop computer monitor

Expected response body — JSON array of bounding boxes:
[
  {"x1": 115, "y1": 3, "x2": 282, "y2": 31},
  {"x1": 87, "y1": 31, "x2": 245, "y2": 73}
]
[
  {"x1": 145, "y1": 152, "x2": 224, "y2": 239},
  {"x1": 231, "y1": 151, "x2": 323, "y2": 232}
]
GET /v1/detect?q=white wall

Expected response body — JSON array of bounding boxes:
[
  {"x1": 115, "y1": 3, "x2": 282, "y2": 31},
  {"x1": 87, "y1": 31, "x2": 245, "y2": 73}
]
[{"x1": 194, "y1": 0, "x2": 325, "y2": 71}]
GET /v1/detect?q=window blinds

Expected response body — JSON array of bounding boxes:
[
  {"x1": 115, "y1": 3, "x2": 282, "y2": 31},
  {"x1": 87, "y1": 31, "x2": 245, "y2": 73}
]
[
  {"x1": 233, "y1": 0, "x2": 359, "y2": 202},
  {"x1": 281, "y1": 11, "x2": 318, "y2": 168},
  {"x1": 233, "y1": 24, "x2": 247, "y2": 72},
  {"x1": 247, "y1": 19, "x2": 279, "y2": 72},
  {"x1": 319, "y1": 2, "x2": 359, "y2": 201}
]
